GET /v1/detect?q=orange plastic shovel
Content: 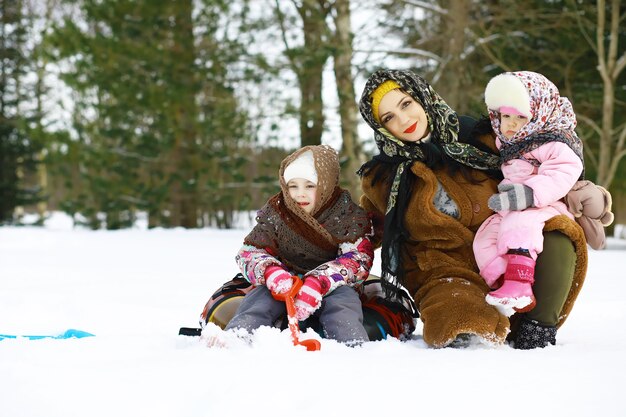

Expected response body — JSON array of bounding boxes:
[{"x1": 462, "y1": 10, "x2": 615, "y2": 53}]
[{"x1": 271, "y1": 277, "x2": 321, "y2": 351}]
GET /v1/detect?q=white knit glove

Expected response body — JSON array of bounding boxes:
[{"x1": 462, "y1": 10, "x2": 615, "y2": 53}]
[{"x1": 488, "y1": 183, "x2": 534, "y2": 212}]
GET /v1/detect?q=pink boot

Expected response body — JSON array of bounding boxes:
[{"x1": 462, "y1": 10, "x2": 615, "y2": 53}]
[{"x1": 485, "y1": 254, "x2": 536, "y2": 317}]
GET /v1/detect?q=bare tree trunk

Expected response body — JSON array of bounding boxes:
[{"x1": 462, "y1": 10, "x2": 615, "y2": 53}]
[
  {"x1": 296, "y1": 0, "x2": 330, "y2": 147},
  {"x1": 332, "y1": 0, "x2": 363, "y2": 197},
  {"x1": 34, "y1": 0, "x2": 57, "y2": 220},
  {"x1": 437, "y1": 0, "x2": 469, "y2": 112},
  {"x1": 298, "y1": 68, "x2": 325, "y2": 147},
  {"x1": 275, "y1": 0, "x2": 330, "y2": 147},
  {"x1": 594, "y1": 0, "x2": 626, "y2": 189},
  {"x1": 169, "y1": 0, "x2": 199, "y2": 228}
]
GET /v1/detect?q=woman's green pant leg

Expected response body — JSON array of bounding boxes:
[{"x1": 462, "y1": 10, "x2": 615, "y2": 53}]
[{"x1": 528, "y1": 231, "x2": 576, "y2": 326}]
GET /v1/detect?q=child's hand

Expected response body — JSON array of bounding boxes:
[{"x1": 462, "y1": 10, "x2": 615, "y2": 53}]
[
  {"x1": 488, "y1": 183, "x2": 534, "y2": 212},
  {"x1": 294, "y1": 277, "x2": 323, "y2": 321},
  {"x1": 264, "y1": 266, "x2": 293, "y2": 294}
]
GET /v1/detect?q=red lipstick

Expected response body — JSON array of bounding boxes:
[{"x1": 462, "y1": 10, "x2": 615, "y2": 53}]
[{"x1": 404, "y1": 122, "x2": 417, "y2": 134}]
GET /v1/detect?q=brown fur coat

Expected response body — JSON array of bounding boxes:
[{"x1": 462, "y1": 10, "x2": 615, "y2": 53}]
[{"x1": 360, "y1": 140, "x2": 587, "y2": 347}]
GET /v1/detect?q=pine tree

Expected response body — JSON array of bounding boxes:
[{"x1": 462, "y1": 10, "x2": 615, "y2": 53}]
[
  {"x1": 0, "y1": 0, "x2": 42, "y2": 224},
  {"x1": 47, "y1": 0, "x2": 252, "y2": 228}
]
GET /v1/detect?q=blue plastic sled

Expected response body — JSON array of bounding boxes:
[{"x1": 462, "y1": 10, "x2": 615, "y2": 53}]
[{"x1": 0, "y1": 329, "x2": 95, "y2": 341}]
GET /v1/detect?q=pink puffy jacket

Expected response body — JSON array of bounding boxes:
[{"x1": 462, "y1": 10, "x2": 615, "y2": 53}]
[{"x1": 474, "y1": 141, "x2": 583, "y2": 286}]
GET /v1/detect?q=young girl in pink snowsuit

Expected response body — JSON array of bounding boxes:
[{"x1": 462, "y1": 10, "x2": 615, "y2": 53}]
[{"x1": 473, "y1": 71, "x2": 584, "y2": 316}]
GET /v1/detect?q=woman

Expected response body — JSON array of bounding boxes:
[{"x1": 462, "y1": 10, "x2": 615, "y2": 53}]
[{"x1": 357, "y1": 69, "x2": 587, "y2": 349}]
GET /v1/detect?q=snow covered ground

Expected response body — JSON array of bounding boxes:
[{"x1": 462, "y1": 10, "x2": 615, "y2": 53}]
[{"x1": 1, "y1": 213, "x2": 625, "y2": 417}]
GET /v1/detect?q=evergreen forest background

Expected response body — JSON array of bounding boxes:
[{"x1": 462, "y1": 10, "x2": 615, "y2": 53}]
[{"x1": 1, "y1": 0, "x2": 625, "y2": 230}]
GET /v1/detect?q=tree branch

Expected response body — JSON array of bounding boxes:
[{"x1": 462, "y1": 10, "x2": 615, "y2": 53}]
[
  {"x1": 603, "y1": 122, "x2": 626, "y2": 187},
  {"x1": 615, "y1": 121, "x2": 626, "y2": 159},
  {"x1": 465, "y1": 30, "x2": 517, "y2": 71},
  {"x1": 577, "y1": 114, "x2": 600, "y2": 169},
  {"x1": 400, "y1": 0, "x2": 448, "y2": 16},
  {"x1": 570, "y1": 0, "x2": 597, "y2": 53},
  {"x1": 606, "y1": 148, "x2": 626, "y2": 187},
  {"x1": 583, "y1": 143, "x2": 598, "y2": 171},
  {"x1": 607, "y1": 0, "x2": 620, "y2": 75},
  {"x1": 354, "y1": 47, "x2": 442, "y2": 62},
  {"x1": 596, "y1": 0, "x2": 609, "y2": 82},
  {"x1": 614, "y1": 51, "x2": 626, "y2": 78},
  {"x1": 430, "y1": 55, "x2": 449, "y2": 85},
  {"x1": 578, "y1": 113, "x2": 603, "y2": 137},
  {"x1": 274, "y1": 0, "x2": 298, "y2": 72}
]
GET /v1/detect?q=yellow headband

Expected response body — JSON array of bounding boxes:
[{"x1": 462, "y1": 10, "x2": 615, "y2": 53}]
[{"x1": 371, "y1": 80, "x2": 401, "y2": 123}]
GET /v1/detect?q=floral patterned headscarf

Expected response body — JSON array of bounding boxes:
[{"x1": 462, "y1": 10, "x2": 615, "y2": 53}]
[{"x1": 487, "y1": 71, "x2": 583, "y2": 165}]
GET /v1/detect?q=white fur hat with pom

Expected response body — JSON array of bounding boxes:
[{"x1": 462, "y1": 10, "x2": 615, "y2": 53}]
[{"x1": 484, "y1": 73, "x2": 532, "y2": 119}]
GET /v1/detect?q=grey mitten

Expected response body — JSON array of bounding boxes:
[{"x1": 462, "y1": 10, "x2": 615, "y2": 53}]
[{"x1": 488, "y1": 183, "x2": 534, "y2": 212}]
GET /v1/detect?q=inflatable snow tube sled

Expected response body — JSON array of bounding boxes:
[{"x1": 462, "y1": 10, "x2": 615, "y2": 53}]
[{"x1": 198, "y1": 274, "x2": 418, "y2": 341}]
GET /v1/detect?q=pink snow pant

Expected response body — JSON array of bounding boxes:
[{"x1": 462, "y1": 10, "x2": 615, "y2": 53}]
[{"x1": 473, "y1": 205, "x2": 573, "y2": 287}]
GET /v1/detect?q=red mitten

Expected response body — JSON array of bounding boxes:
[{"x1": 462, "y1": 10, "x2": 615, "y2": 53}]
[
  {"x1": 264, "y1": 265, "x2": 293, "y2": 294},
  {"x1": 294, "y1": 277, "x2": 323, "y2": 321}
]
